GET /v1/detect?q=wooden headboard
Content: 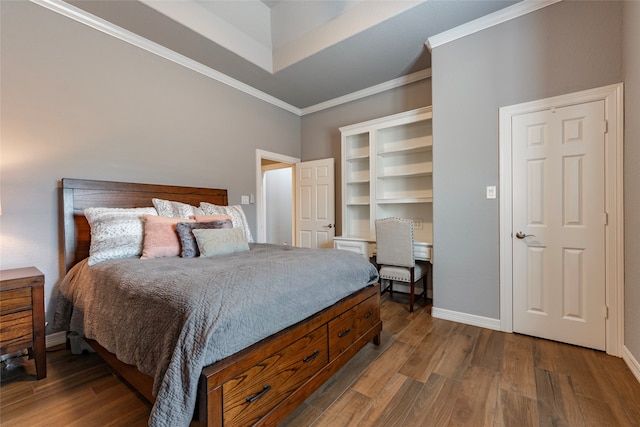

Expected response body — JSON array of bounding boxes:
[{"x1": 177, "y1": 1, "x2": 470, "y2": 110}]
[{"x1": 61, "y1": 178, "x2": 228, "y2": 272}]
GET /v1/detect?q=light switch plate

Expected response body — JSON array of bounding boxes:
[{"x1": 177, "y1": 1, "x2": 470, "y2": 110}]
[
  {"x1": 486, "y1": 186, "x2": 497, "y2": 199},
  {"x1": 241, "y1": 195, "x2": 250, "y2": 205}
]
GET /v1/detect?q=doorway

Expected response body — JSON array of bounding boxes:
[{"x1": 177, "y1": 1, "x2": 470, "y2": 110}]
[
  {"x1": 499, "y1": 84, "x2": 624, "y2": 356},
  {"x1": 264, "y1": 166, "x2": 293, "y2": 245},
  {"x1": 256, "y1": 150, "x2": 300, "y2": 244}
]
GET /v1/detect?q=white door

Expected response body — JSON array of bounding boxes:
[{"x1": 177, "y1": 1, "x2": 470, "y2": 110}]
[
  {"x1": 512, "y1": 100, "x2": 606, "y2": 350},
  {"x1": 295, "y1": 158, "x2": 335, "y2": 249}
]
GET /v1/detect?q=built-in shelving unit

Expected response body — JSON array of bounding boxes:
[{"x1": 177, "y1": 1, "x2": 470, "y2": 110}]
[{"x1": 337, "y1": 107, "x2": 433, "y2": 248}]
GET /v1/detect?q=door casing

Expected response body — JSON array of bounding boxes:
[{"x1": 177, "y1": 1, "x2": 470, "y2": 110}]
[{"x1": 498, "y1": 83, "x2": 624, "y2": 356}]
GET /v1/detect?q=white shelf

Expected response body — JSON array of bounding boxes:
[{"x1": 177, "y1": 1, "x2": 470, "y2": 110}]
[
  {"x1": 377, "y1": 171, "x2": 432, "y2": 179},
  {"x1": 346, "y1": 154, "x2": 370, "y2": 162},
  {"x1": 377, "y1": 144, "x2": 432, "y2": 157},
  {"x1": 376, "y1": 197, "x2": 433, "y2": 204}
]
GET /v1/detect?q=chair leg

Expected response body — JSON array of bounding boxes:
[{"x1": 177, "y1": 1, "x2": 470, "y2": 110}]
[
  {"x1": 409, "y1": 268, "x2": 415, "y2": 313},
  {"x1": 423, "y1": 267, "x2": 428, "y2": 301}
]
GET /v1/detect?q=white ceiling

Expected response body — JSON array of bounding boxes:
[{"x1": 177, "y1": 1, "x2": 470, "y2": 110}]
[{"x1": 67, "y1": 0, "x2": 521, "y2": 110}]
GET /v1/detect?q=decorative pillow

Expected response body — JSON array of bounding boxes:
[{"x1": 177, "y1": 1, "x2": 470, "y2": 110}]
[
  {"x1": 175, "y1": 219, "x2": 233, "y2": 258},
  {"x1": 152, "y1": 198, "x2": 204, "y2": 218},
  {"x1": 84, "y1": 207, "x2": 157, "y2": 266},
  {"x1": 199, "y1": 203, "x2": 253, "y2": 243},
  {"x1": 192, "y1": 227, "x2": 249, "y2": 257},
  {"x1": 140, "y1": 215, "x2": 194, "y2": 259}
]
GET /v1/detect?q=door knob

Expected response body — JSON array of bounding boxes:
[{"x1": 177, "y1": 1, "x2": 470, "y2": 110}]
[
  {"x1": 326, "y1": 224, "x2": 334, "y2": 229},
  {"x1": 515, "y1": 231, "x2": 535, "y2": 239}
]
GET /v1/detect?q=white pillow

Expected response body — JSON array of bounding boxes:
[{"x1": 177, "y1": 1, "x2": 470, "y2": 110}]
[
  {"x1": 84, "y1": 207, "x2": 157, "y2": 266},
  {"x1": 199, "y1": 202, "x2": 253, "y2": 243},
  {"x1": 192, "y1": 228, "x2": 249, "y2": 257},
  {"x1": 152, "y1": 198, "x2": 204, "y2": 219}
]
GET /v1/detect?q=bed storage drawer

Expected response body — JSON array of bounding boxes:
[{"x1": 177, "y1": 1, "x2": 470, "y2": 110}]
[
  {"x1": 328, "y1": 294, "x2": 379, "y2": 360},
  {"x1": 222, "y1": 325, "x2": 328, "y2": 427}
]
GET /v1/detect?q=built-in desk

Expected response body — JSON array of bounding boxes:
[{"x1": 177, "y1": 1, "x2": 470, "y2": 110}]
[
  {"x1": 335, "y1": 236, "x2": 433, "y2": 298},
  {"x1": 333, "y1": 236, "x2": 432, "y2": 262}
]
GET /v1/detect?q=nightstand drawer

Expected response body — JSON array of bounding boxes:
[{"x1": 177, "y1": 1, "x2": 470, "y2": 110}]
[
  {"x1": 0, "y1": 288, "x2": 32, "y2": 313},
  {"x1": 0, "y1": 310, "x2": 33, "y2": 352}
]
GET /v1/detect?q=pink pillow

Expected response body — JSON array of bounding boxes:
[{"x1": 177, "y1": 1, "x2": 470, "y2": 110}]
[
  {"x1": 141, "y1": 215, "x2": 194, "y2": 259},
  {"x1": 191, "y1": 214, "x2": 232, "y2": 223}
]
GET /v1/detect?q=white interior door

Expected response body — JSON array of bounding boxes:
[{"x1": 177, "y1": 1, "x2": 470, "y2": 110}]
[
  {"x1": 512, "y1": 100, "x2": 606, "y2": 350},
  {"x1": 295, "y1": 158, "x2": 335, "y2": 249}
]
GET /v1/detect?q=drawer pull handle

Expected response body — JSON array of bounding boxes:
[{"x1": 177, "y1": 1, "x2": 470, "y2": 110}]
[
  {"x1": 364, "y1": 310, "x2": 374, "y2": 319},
  {"x1": 338, "y1": 328, "x2": 351, "y2": 338},
  {"x1": 246, "y1": 385, "x2": 271, "y2": 403},
  {"x1": 303, "y1": 350, "x2": 320, "y2": 363}
]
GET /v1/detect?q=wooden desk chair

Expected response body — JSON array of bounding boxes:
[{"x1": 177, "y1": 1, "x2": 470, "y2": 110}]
[{"x1": 375, "y1": 217, "x2": 428, "y2": 313}]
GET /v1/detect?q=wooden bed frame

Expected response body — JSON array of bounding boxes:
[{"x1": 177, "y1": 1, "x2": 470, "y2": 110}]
[{"x1": 61, "y1": 178, "x2": 382, "y2": 426}]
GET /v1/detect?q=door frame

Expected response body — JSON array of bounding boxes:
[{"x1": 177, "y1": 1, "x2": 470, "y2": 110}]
[
  {"x1": 498, "y1": 83, "x2": 624, "y2": 356},
  {"x1": 255, "y1": 149, "x2": 300, "y2": 243}
]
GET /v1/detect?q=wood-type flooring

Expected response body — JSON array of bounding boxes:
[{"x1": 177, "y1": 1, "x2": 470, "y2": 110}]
[{"x1": 1, "y1": 293, "x2": 639, "y2": 426}]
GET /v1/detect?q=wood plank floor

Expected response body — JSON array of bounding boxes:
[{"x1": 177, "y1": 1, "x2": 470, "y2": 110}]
[{"x1": 2, "y1": 293, "x2": 639, "y2": 426}]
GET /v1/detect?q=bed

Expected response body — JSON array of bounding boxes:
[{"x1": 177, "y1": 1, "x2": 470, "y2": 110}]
[{"x1": 55, "y1": 178, "x2": 382, "y2": 427}]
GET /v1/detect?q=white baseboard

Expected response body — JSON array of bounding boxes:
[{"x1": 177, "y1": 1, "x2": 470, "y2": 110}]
[
  {"x1": 431, "y1": 306, "x2": 502, "y2": 331},
  {"x1": 622, "y1": 345, "x2": 640, "y2": 384},
  {"x1": 46, "y1": 331, "x2": 67, "y2": 348}
]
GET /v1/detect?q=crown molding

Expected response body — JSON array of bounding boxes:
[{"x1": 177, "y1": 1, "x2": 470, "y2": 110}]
[
  {"x1": 30, "y1": 0, "x2": 301, "y2": 115},
  {"x1": 30, "y1": 0, "x2": 430, "y2": 117},
  {"x1": 300, "y1": 68, "x2": 432, "y2": 116},
  {"x1": 426, "y1": 0, "x2": 562, "y2": 50}
]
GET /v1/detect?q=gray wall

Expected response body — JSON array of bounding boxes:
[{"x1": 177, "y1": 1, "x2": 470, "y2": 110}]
[
  {"x1": 301, "y1": 78, "x2": 431, "y2": 235},
  {"x1": 0, "y1": 1, "x2": 300, "y2": 325},
  {"x1": 431, "y1": 1, "x2": 623, "y2": 319},
  {"x1": 623, "y1": 1, "x2": 640, "y2": 363}
]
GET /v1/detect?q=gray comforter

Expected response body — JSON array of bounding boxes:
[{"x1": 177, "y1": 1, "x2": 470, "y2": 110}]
[{"x1": 54, "y1": 243, "x2": 378, "y2": 427}]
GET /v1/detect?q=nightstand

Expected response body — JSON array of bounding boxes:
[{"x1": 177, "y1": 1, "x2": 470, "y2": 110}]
[{"x1": 0, "y1": 267, "x2": 46, "y2": 379}]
